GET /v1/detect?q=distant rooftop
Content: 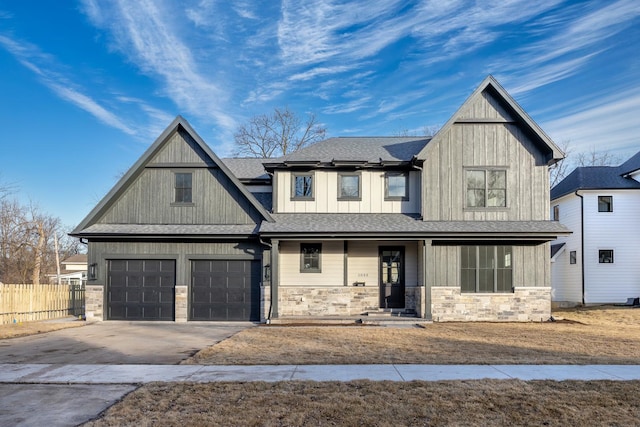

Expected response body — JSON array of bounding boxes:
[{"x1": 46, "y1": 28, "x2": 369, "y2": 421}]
[{"x1": 551, "y1": 150, "x2": 640, "y2": 200}]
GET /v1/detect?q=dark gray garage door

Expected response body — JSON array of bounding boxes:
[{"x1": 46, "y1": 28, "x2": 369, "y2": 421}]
[
  {"x1": 107, "y1": 259, "x2": 175, "y2": 321},
  {"x1": 191, "y1": 260, "x2": 260, "y2": 321}
]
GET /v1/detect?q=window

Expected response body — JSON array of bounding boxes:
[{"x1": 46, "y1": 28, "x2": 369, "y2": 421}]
[
  {"x1": 338, "y1": 173, "x2": 361, "y2": 200},
  {"x1": 466, "y1": 169, "x2": 507, "y2": 208},
  {"x1": 292, "y1": 173, "x2": 314, "y2": 199},
  {"x1": 174, "y1": 172, "x2": 192, "y2": 203},
  {"x1": 461, "y1": 246, "x2": 513, "y2": 293},
  {"x1": 598, "y1": 196, "x2": 613, "y2": 212},
  {"x1": 385, "y1": 172, "x2": 409, "y2": 200},
  {"x1": 553, "y1": 205, "x2": 560, "y2": 221},
  {"x1": 300, "y1": 243, "x2": 321, "y2": 273},
  {"x1": 599, "y1": 249, "x2": 614, "y2": 263},
  {"x1": 569, "y1": 251, "x2": 577, "y2": 264}
]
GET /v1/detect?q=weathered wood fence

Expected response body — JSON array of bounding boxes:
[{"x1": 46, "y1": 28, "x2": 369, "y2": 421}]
[{"x1": 0, "y1": 284, "x2": 85, "y2": 324}]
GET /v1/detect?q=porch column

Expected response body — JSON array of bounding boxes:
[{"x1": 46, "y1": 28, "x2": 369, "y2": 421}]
[
  {"x1": 343, "y1": 241, "x2": 348, "y2": 287},
  {"x1": 270, "y1": 239, "x2": 279, "y2": 319}
]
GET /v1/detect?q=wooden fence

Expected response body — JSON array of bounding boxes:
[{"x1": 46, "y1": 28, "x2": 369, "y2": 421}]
[{"x1": 0, "y1": 284, "x2": 85, "y2": 325}]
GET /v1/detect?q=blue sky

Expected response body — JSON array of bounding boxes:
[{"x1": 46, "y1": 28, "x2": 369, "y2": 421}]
[{"x1": 1, "y1": 0, "x2": 639, "y2": 228}]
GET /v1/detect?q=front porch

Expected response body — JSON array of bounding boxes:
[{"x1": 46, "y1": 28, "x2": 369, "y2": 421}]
[{"x1": 270, "y1": 240, "x2": 426, "y2": 319}]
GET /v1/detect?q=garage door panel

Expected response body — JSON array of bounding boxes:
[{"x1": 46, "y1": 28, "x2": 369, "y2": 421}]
[
  {"x1": 107, "y1": 260, "x2": 175, "y2": 321},
  {"x1": 190, "y1": 260, "x2": 259, "y2": 321}
]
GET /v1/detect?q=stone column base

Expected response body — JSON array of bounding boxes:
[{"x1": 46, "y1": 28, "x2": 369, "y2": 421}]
[{"x1": 85, "y1": 284, "x2": 105, "y2": 321}]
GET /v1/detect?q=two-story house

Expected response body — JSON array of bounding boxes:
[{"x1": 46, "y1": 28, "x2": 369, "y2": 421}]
[
  {"x1": 550, "y1": 151, "x2": 640, "y2": 306},
  {"x1": 71, "y1": 76, "x2": 568, "y2": 322}
]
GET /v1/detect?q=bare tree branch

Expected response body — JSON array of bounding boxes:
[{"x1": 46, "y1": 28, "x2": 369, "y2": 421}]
[
  {"x1": 550, "y1": 142, "x2": 621, "y2": 188},
  {"x1": 234, "y1": 107, "x2": 326, "y2": 158}
]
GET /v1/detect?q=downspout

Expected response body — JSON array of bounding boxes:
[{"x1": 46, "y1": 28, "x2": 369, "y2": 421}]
[{"x1": 575, "y1": 190, "x2": 585, "y2": 305}]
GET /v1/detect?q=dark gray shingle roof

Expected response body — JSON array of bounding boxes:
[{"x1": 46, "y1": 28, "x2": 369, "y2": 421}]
[
  {"x1": 619, "y1": 150, "x2": 640, "y2": 176},
  {"x1": 551, "y1": 243, "x2": 565, "y2": 258},
  {"x1": 551, "y1": 150, "x2": 640, "y2": 200},
  {"x1": 260, "y1": 213, "x2": 569, "y2": 238},
  {"x1": 221, "y1": 158, "x2": 269, "y2": 180},
  {"x1": 270, "y1": 137, "x2": 431, "y2": 164}
]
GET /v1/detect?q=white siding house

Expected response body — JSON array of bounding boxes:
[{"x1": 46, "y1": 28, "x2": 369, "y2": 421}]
[{"x1": 550, "y1": 151, "x2": 640, "y2": 305}]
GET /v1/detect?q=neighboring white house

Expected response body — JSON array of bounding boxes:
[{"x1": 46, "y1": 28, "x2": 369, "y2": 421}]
[
  {"x1": 550, "y1": 151, "x2": 640, "y2": 306},
  {"x1": 48, "y1": 254, "x2": 87, "y2": 286}
]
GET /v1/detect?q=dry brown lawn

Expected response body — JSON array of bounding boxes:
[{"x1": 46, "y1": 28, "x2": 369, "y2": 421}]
[
  {"x1": 185, "y1": 306, "x2": 640, "y2": 365},
  {"x1": 86, "y1": 307, "x2": 640, "y2": 426},
  {"x1": 84, "y1": 380, "x2": 640, "y2": 427},
  {"x1": 0, "y1": 318, "x2": 85, "y2": 339}
]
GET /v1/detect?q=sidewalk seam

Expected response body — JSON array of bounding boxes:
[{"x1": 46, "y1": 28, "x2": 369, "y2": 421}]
[{"x1": 392, "y1": 364, "x2": 406, "y2": 381}]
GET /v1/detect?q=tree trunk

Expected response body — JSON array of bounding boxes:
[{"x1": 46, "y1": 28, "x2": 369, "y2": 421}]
[{"x1": 31, "y1": 221, "x2": 45, "y2": 285}]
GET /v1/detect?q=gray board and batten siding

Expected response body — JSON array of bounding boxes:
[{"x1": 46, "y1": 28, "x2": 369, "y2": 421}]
[
  {"x1": 419, "y1": 81, "x2": 557, "y2": 223},
  {"x1": 72, "y1": 117, "x2": 270, "y2": 322}
]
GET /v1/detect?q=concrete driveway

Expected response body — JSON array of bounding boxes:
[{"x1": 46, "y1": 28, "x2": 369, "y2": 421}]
[
  {"x1": 0, "y1": 321, "x2": 252, "y2": 426},
  {"x1": 0, "y1": 321, "x2": 252, "y2": 364}
]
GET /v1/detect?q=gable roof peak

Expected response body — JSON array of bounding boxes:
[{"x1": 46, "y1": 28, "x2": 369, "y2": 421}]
[
  {"x1": 71, "y1": 116, "x2": 273, "y2": 235},
  {"x1": 417, "y1": 75, "x2": 564, "y2": 164}
]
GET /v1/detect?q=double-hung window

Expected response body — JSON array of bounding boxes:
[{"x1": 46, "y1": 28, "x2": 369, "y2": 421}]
[
  {"x1": 292, "y1": 173, "x2": 314, "y2": 200},
  {"x1": 300, "y1": 243, "x2": 321, "y2": 273},
  {"x1": 385, "y1": 172, "x2": 409, "y2": 200},
  {"x1": 466, "y1": 169, "x2": 507, "y2": 208},
  {"x1": 338, "y1": 173, "x2": 361, "y2": 200},
  {"x1": 174, "y1": 172, "x2": 193, "y2": 204},
  {"x1": 461, "y1": 246, "x2": 513, "y2": 293}
]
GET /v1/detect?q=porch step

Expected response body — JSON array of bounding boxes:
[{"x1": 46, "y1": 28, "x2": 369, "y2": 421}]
[
  {"x1": 266, "y1": 314, "x2": 431, "y2": 327},
  {"x1": 365, "y1": 309, "x2": 416, "y2": 318}
]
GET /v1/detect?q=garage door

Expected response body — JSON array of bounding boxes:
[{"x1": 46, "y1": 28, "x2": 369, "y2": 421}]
[
  {"x1": 191, "y1": 260, "x2": 260, "y2": 321},
  {"x1": 107, "y1": 259, "x2": 175, "y2": 321}
]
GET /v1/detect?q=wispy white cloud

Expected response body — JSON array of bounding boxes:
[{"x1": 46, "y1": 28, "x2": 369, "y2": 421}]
[
  {"x1": 289, "y1": 65, "x2": 360, "y2": 82},
  {"x1": 543, "y1": 88, "x2": 640, "y2": 155},
  {"x1": 0, "y1": 34, "x2": 136, "y2": 135},
  {"x1": 81, "y1": 0, "x2": 237, "y2": 132},
  {"x1": 494, "y1": 0, "x2": 640, "y2": 95}
]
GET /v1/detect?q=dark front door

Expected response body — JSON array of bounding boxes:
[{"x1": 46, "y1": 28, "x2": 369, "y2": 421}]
[
  {"x1": 379, "y1": 247, "x2": 405, "y2": 309},
  {"x1": 107, "y1": 259, "x2": 175, "y2": 321},
  {"x1": 190, "y1": 260, "x2": 260, "y2": 321}
]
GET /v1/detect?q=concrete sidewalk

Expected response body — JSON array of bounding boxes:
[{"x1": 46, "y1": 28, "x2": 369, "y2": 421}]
[{"x1": 2, "y1": 363, "x2": 640, "y2": 383}]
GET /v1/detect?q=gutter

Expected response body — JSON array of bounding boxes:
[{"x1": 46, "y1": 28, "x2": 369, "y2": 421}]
[{"x1": 575, "y1": 190, "x2": 585, "y2": 305}]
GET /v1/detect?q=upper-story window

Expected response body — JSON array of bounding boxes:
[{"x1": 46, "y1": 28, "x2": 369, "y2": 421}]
[
  {"x1": 174, "y1": 172, "x2": 193, "y2": 204},
  {"x1": 338, "y1": 173, "x2": 361, "y2": 200},
  {"x1": 553, "y1": 205, "x2": 560, "y2": 221},
  {"x1": 466, "y1": 169, "x2": 506, "y2": 208},
  {"x1": 598, "y1": 196, "x2": 613, "y2": 212},
  {"x1": 385, "y1": 172, "x2": 409, "y2": 201},
  {"x1": 292, "y1": 172, "x2": 314, "y2": 200},
  {"x1": 599, "y1": 249, "x2": 614, "y2": 263}
]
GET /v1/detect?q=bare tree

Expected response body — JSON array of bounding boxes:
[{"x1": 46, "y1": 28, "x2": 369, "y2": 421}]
[
  {"x1": 550, "y1": 142, "x2": 622, "y2": 188},
  {"x1": 392, "y1": 125, "x2": 440, "y2": 138},
  {"x1": 0, "y1": 198, "x2": 80, "y2": 284},
  {"x1": 549, "y1": 140, "x2": 573, "y2": 188},
  {"x1": 234, "y1": 107, "x2": 326, "y2": 158}
]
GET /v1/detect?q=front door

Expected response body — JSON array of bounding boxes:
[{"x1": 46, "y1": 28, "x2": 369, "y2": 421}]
[{"x1": 379, "y1": 247, "x2": 405, "y2": 308}]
